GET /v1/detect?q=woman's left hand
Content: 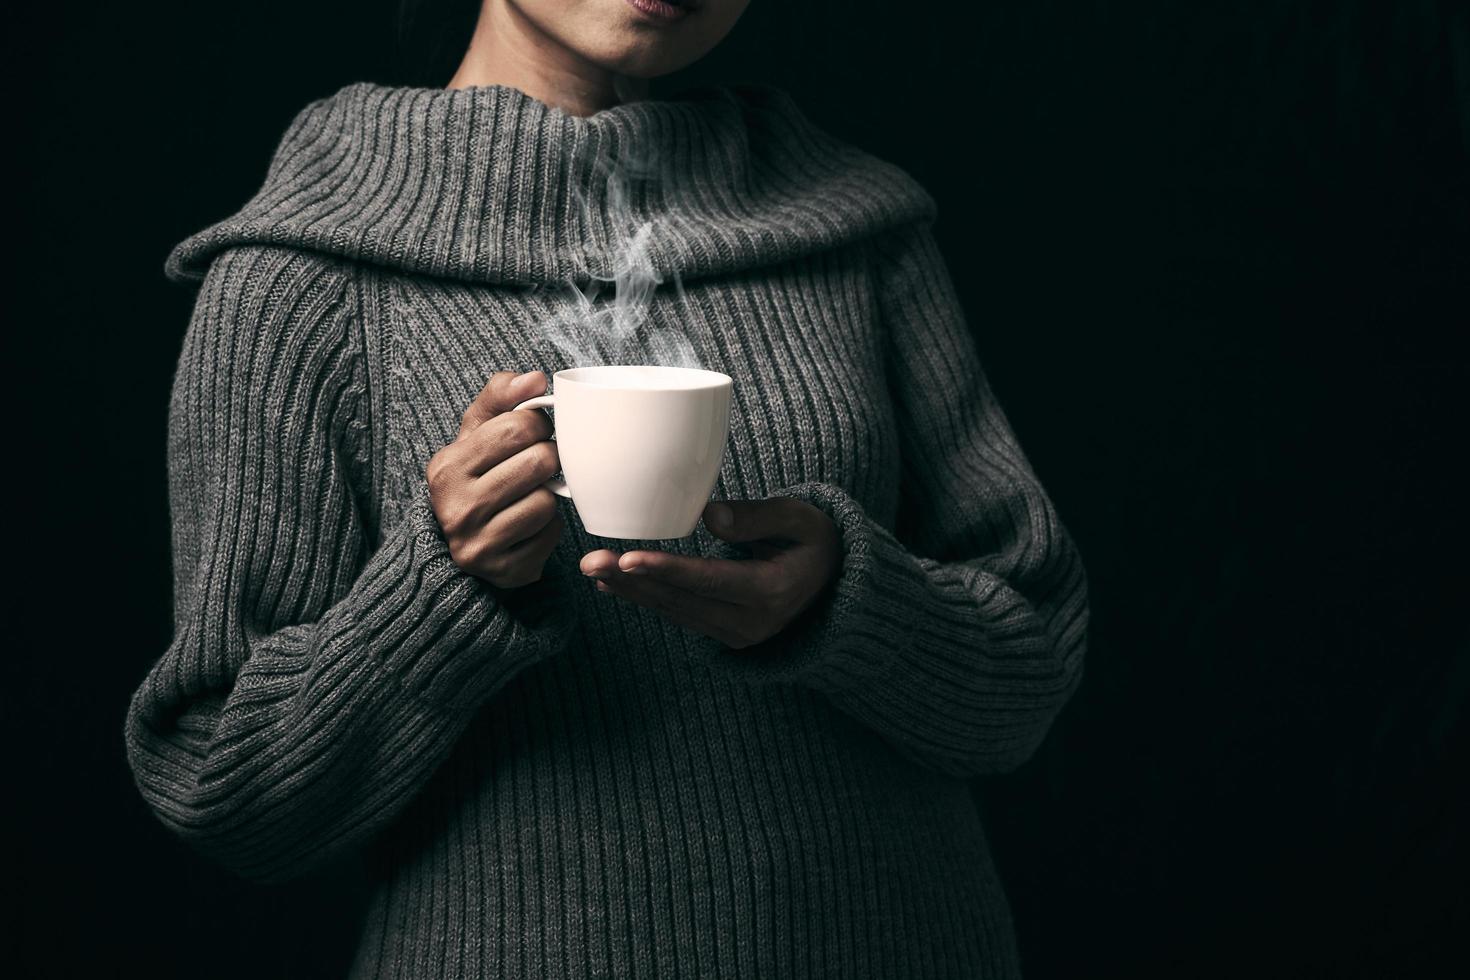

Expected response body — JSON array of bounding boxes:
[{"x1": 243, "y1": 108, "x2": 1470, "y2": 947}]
[{"x1": 580, "y1": 498, "x2": 842, "y2": 649}]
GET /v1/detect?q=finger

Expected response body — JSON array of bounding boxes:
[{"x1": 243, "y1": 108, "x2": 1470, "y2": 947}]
[
  {"x1": 437, "y1": 439, "x2": 557, "y2": 538},
  {"x1": 471, "y1": 436, "x2": 561, "y2": 516},
  {"x1": 613, "y1": 550, "x2": 777, "y2": 604},
  {"x1": 579, "y1": 548, "x2": 625, "y2": 578},
  {"x1": 485, "y1": 513, "x2": 564, "y2": 589},
  {"x1": 504, "y1": 507, "x2": 564, "y2": 564},
  {"x1": 578, "y1": 550, "x2": 661, "y2": 593},
  {"x1": 441, "y1": 437, "x2": 555, "y2": 531},
  {"x1": 479, "y1": 486, "x2": 561, "y2": 553},
  {"x1": 703, "y1": 497, "x2": 815, "y2": 545},
  {"x1": 596, "y1": 574, "x2": 753, "y2": 647},
  {"x1": 456, "y1": 370, "x2": 548, "y2": 441},
  {"x1": 456, "y1": 408, "x2": 555, "y2": 478}
]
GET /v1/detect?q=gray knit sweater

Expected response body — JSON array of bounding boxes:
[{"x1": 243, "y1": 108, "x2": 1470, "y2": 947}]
[{"x1": 125, "y1": 80, "x2": 1089, "y2": 979}]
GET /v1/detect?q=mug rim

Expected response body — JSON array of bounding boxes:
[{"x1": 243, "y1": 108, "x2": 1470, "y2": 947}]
[{"x1": 554, "y1": 364, "x2": 732, "y2": 391}]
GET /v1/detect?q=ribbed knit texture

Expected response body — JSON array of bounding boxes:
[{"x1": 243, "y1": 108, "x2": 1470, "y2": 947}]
[{"x1": 125, "y1": 80, "x2": 1089, "y2": 979}]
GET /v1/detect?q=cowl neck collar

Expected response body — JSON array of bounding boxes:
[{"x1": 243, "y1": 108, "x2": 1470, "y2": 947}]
[{"x1": 165, "y1": 80, "x2": 935, "y2": 287}]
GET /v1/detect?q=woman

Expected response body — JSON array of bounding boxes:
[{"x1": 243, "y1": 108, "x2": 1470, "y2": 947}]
[{"x1": 124, "y1": 0, "x2": 1090, "y2": 976}]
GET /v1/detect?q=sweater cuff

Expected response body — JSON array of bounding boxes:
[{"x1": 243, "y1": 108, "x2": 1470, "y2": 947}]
[
  {"x1": 350, "y1": 481, "x2": 579, "y2": 715},
  {"x1": 699, "y1": 481, "x2": 921, "y2": 693}
]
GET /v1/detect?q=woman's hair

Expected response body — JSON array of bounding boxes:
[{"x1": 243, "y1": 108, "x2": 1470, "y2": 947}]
[{"x1": 393, "y1": 0, "x2": 484, "y2": 87}]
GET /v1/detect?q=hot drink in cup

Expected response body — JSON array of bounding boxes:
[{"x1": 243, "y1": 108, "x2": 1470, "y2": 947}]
[{"x1": 512, "y1": 365, "x2": 733, "y2": 539}]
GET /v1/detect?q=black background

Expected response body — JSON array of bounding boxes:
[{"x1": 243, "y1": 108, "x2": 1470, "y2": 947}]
[{"x1": 10, "y1": 1, "x2": 1468, "y2": 976}]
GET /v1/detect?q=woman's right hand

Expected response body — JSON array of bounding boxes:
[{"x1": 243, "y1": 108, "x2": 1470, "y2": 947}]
[{"x1": 426, "y1": 370, "x2": 565, "y2": 589}]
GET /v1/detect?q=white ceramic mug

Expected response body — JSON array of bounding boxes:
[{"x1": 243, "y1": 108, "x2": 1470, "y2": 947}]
[{"x1": 511, "y1": 365, "x2": 733, "y2": 539}]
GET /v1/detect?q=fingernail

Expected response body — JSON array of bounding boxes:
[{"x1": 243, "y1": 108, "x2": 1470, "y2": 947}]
[
  {"x1": 595, "y1": 580, "x2": 611, "y2": 592},
  {"x1": 618, "y1": 556, "x2": 645, "y2": 574},
  {"x1": 707, "y1": 502, "x2": 733, "y2": 530}
]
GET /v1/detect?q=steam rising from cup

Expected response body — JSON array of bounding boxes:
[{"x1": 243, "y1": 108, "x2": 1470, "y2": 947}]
[{"x1": 535, "y1": 132, "x2": 703, "y2": 371}]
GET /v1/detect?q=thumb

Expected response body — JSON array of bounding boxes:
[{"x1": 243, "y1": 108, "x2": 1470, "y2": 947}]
[{"x1": 702, "y1": 498, "x2": 808, "y2": 544}]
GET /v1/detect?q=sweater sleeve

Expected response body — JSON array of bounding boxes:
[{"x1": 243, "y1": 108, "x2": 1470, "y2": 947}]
[
  {"x1": 124, "y1": 246, "x2": 580, "y2": 885},
  {"x1": 703, "y1": 220, "x2": 1089, "y2": 777}
]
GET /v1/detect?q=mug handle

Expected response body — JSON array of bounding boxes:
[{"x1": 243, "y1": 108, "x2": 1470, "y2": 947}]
[{"x1": 510, "y1": 394, "x2": 572, "y2": 498}]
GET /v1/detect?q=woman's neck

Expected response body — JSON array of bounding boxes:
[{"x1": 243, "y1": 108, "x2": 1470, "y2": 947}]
[{"x1": 447, "y1": 0, "x2": 649, "y2": 117}]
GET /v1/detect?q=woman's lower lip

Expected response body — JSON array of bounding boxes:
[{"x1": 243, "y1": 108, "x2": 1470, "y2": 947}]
[{"x1": 624, "y1": 0, "x2": 690, "y2": 23}]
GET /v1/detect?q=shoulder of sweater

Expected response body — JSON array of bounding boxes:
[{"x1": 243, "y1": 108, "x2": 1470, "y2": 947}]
[
  {"x1": 178, "y1": 245, "x2": 362, "y2": 374},
  {"x1": 175, "y1": 244, "x2": 369, "y2": 467},
  {"x1": 171, "y1": 243, "x2": 373, "y2": 515},
  {"x1": 163, "y1": 196, "x2": 366, "y2": 282}
]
